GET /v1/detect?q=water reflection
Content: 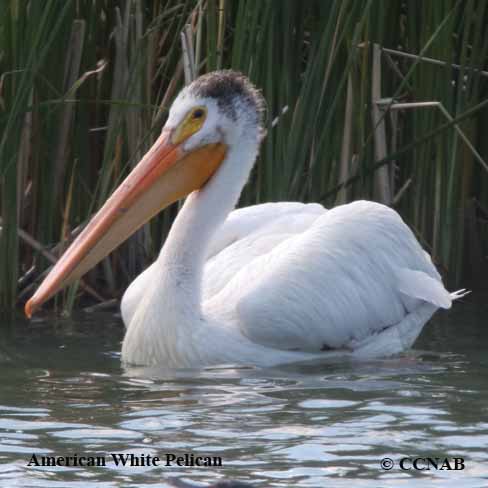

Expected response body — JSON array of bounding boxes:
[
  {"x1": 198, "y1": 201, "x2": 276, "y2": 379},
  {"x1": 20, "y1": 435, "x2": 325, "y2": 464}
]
[{"x1": 0, "y1": 300, "x2": 487, "y2": 487}]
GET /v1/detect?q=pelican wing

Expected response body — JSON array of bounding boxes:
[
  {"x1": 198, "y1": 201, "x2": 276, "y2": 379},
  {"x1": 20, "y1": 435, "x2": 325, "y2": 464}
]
[
  {"x1": 206, "y1": 202, "x2": 324, "y2": 259},
  {"x1": 208, "y1": 201, "x2": 450, "y2": 353},
  {"x1": 202, "y1": 202, "x2": 325, "y2": 300}
]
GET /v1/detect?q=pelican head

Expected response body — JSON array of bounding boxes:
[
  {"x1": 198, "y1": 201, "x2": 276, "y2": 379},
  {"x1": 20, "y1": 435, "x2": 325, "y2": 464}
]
[
  {"x1": 25, "y1": 70, "x2": 264, "y2": 317},
  {"x1": 169, "y1": 70, "x2": 265, "y2": 149}
]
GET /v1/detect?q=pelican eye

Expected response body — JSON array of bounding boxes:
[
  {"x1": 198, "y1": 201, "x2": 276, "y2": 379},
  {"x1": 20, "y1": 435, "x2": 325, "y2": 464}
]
[{"x1": 172, "y1": 106, "x2": 207, "y2": 144}]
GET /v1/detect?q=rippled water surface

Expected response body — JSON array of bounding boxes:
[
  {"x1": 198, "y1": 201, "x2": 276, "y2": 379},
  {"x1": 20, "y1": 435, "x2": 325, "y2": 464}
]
[{"x1": 0, "y1": 298, "x2": 487, "y2": 487}]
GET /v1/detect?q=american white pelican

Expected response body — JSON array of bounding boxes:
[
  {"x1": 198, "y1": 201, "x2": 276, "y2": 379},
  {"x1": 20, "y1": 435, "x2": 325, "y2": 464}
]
[{"x1": 26, "y1": 70, "x2": 465, "y2": 368}]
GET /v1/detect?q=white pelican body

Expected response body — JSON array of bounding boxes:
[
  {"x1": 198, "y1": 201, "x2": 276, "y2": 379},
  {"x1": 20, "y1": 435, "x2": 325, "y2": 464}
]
[{"x1": 26, "y1": 71, "x2": 464, "y2": 368}]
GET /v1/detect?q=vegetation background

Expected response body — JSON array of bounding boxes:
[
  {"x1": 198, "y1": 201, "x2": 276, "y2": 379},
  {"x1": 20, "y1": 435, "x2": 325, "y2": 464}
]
[{"x1": 1, "y1": 0, "x2": 487, "y2": 316}]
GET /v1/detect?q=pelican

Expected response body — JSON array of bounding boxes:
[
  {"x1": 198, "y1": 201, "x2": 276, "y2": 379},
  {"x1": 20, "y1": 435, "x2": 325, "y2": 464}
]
[{"x1": 25, "y1": 70, "x2": 465, "y2": 368}]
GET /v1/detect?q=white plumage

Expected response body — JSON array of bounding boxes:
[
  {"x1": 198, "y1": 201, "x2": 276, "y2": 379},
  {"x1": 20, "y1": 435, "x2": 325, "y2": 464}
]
[
  {"x1": 116, "y1": 72, "x2": 464, "y2": 368},
  {"x1": 26, "y1": 71, "x2": 464, "y2": 368},
  {"x1": 121, "y1": 197, "x2": 461, "y2": 368}
]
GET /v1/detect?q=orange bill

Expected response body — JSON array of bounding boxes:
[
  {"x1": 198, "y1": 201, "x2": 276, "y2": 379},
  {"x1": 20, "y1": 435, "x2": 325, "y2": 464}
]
[{"x1": 25, "y1": 129, "x2": 227, "y2": 317}]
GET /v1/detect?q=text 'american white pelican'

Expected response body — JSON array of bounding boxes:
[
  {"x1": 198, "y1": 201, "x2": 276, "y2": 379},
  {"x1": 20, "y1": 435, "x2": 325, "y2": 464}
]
[{"x1": 25, "y1": 71, "x2": 466, "y2": 368}]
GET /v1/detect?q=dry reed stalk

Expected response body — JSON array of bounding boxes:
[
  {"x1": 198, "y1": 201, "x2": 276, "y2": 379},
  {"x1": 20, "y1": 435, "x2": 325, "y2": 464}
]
[
  {"x1": 3, "y1": 220, "x2": 105, "y2": 303},
  {"x1": 371, "y1": 43, "x2": 391, "y2": 204}
]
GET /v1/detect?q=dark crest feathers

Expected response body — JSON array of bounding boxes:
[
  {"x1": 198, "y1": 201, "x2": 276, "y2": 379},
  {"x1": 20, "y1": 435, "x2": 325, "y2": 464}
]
[{"x1": 189, "y1": 70, "x2": 265, "y2": 129}]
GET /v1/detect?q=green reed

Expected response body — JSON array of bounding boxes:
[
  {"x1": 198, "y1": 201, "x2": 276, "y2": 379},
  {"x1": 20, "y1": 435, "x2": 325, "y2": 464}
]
[{"x1": 0, "y1": 0, "x2": 486, "y2": 316}]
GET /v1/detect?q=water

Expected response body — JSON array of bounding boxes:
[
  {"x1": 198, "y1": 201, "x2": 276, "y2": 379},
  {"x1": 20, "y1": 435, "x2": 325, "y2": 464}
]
[{"x1": 0, "y1": 298, "x2": 487, "y2": 487}]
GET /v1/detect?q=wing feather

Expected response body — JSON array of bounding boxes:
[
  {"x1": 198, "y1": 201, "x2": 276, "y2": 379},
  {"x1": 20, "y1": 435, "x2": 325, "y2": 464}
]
[
  {"x1": 206, "y1": 202, "x2": 324, "y2": 259},
  {"x1": 203, "y1": 202, "x2": 325, "y2": 300},
  {"x1": 207, "y1": 201, "x2": 448, "y2": 352}
]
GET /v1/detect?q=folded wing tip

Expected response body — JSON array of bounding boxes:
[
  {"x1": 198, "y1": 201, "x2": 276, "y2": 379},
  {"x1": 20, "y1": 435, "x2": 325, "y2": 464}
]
[{"x1": 450, "y1": 289, "x2": 471, "y2": 301}]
